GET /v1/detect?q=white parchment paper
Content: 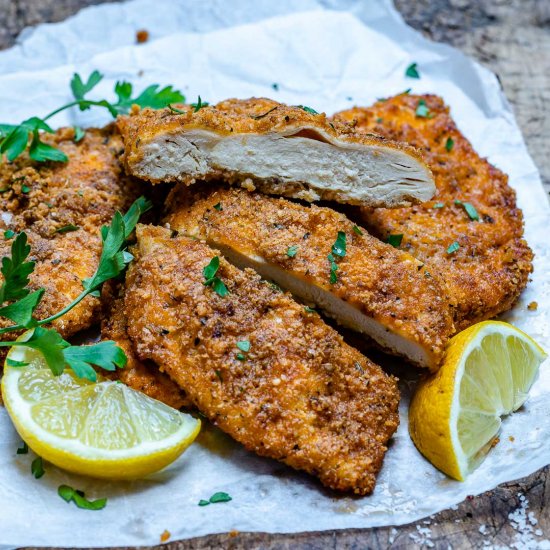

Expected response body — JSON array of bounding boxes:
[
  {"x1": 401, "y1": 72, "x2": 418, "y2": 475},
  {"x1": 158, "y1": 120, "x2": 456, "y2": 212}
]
[{"x1": 0, "y1": 1, "x2": 548, "y2": 547}]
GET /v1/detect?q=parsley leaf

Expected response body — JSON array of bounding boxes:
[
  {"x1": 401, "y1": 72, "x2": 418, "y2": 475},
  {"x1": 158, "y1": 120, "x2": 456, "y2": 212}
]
[
  {"x1": 405, "y1": 62, "x2": 420, "y2": 79},
  {"x1": 191, "y1": 96, "x2": 209, "y2": 113},
  {"x1": 0, "y1": 232, "x2": 34, "y2": 303},
  {"x1": 387, "y1": 234, "x2": 404, "y2": 248},
  {"x1": 433, "y1": 202, "x2": 445, "y2": 209},
  {"x1": 352, "y1": 225, "x2": 363, "y2": 236},
  {"x1": 29, "y1": 131, "x2": 69, "y2": 163},
  {"x1": 70, "y1": 71, "x2": 103, "y2": 104},
  {"x1": 328, "y1": 231, "x2": 346, "y2": 284},
  {"x1": 0, "y1": 289, "x2": 43, "y2": 327},
  {"x1": 447, "y1": 241, "x2": 460, "y2": 254},
  {"x1": 213, "y1": 202, "x2": 223, "y2": 211},
  {"x1": 286, "y1": 245, "x2": 299, "y2": 258},
  {"x1": 58, "y1": 484, "x2": 107, "y2": 511},
  {"x1": 73, "y1": 126, "x2": 85, "y2": 142},
  {"x1": 454, "y1": 200, "x2": 479, "y2": 221},
  {"x1": 445, "y1": 137, "x2": 454, "y2": 152},
  {"x1": 7, "y1": 358, "x2": 29, "y2": 367},
  {"x1": 236, "y1": 353, "x2": 246, "y2": 361},
  {"x1": 203, "y1": 256, "x2": 229, "y2": 297},
  {"x1": 236, "y1": 340, "x2": 250, "y2": 352},
  {"x1": 4, "y1": 230, "x2": 15, "y2": 239},
  {"x1": 113, "y1": 83, "x2": 186, "y2": 115},
  {"x1": 16, "y1": 442, "x2": 28, "y2": 455},
  {"x1": 63, "y1": 340, "x2": 127, "y2": 381},
  {"x1": 31, "y1": 456, "x2": 45, "y2": 479},
  {"x1": 296, "y1": 105, "x2": 319, "y2": 115}
]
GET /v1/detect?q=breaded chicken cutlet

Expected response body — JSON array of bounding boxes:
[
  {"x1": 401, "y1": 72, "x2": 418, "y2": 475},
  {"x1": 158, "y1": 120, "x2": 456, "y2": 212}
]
[
  {"x1": 0, "y1": 125, "x2": 143, "y2": 338},
  {"x1": 123, "y1": 225, "x2": 400, "y2": 494},
  {"x1": 335, "y1": 95, "x2": 533, "y2": 330},
  {"x1": 100, "y1": 282, "x2": 190, "y2": 409},
  {"x1": 165, "y1": 185, "x2": 455, "y2": 370},
  {"x1": 117, "y1": 98, "x2": 436, "y2": 207}
]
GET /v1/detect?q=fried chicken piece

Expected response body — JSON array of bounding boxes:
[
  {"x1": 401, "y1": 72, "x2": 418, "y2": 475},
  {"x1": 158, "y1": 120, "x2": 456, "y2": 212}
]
[
  {"x1": 117, "y1": 98, "x2": 435, "y2": 207},
  {"x1": 335, "y1": 95, "x2": 533, "y2": 330},
  {"x1": 100, "y1": 282, "x2": 190, "y2": 409},
  {"x1": 0, "y1": 125, "x2": 143, "y2": 337},
  {"x1": 165, "y1": 184, "x2": 454, "y2": 370},
  {"x1": 124, "y1": 225, "x2": 400, "y2": 494}
]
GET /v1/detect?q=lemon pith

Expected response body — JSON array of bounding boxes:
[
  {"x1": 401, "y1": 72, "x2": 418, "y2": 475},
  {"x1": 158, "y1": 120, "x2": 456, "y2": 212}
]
[
  {"x1": 409, "y1": 321, "x2": 547, "y2": 481},
  {"x1": 1, "y1": 335, "x2": 201, "y2": 479}
]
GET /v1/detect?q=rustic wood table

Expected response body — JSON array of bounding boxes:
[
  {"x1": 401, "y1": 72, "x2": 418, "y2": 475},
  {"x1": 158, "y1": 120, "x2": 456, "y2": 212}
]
[{"x1": 1, "y1": 1, "x2": 548, "y2": 548}]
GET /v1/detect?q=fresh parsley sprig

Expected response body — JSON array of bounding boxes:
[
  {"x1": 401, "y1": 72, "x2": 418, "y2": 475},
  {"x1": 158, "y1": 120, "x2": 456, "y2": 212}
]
[
  {"x1": 0, "y1": 71, "x2": 185, "y2": 164},
  {"x1": 0, "y1": 197, "x2": 151, "y2": 381}
]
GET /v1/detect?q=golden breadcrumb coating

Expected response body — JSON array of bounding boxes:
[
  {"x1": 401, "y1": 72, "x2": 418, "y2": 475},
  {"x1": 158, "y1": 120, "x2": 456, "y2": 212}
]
[
  {"x1": 117, "y1": 97, "x2": 435, "y2": 207},
  {"x1": 165, "y1": 184, "x2": 455, "y2": 370},
  {"x1": 124, "y1": 225, "x2": 400, "y2": 494},
  {"x1": 100, "y1": 281, "x2": 190, "y2": 409},
  {"x1": 335, "y1": 94, "x2": 533, "y2": 329},
  {"x1": 0, "y1": 125, "x2": 143, "y2": 338}
]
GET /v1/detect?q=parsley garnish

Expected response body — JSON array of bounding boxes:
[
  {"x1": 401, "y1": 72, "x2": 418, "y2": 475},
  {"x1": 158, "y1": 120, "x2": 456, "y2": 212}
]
[
  {"x1": 0, "y1": 71, "x2": 184, "y2": 163},
  {"x1": 304, "y1": 306, "x2": 316, "y2": 313},
  {"x1": 55, "y1": 224, "x2": 79, "y2": 234},
  {"x1": 447, "y1": 241, "x2": 460, "y2": 254},
  {"x1": 405, "y1": 62, "x2": 420, "y2": 79},
  {"x1": 191, "y1": 96, "x2": 209, "y2": 113},
  {"x1": 58, "y1": 484, "x2": 107, "y2": 511},
  {"x1": 198, "y1": 492, "x2": 232, "y2": 506},
  {"x1": 296, "y1": 105, "x2": 319, "y2": 115},
  {"x1": 454, "y1": 200, "x2": 479, "y2": 221},
  {"x1": 236, "y1": 340, "x2": 250, "y2": 352},
  {"x1": 433, "y1": 203, "x2": 445, "y2": 209},
  {"x1": 4, "y1": 230, "x2": 14, "y2": 239},
  {"x1": 415, "y1": 99, "x2": 431, "y2": 118},
  {"x1": 0, "y1": 197, "x2": 151, "y2": 381},
  {"x1": 213, "y1": 202, "x2": 222, "y2": 211},
  {"x1": 73, "y1": 126, "x2": 85, "y2": 143},
  {"x1": 236, "y1": 353, "x2": 246, "y2": 361},
  {"x1": 387, "y1": 234, "x2": 403, "y2": 248},
  {"x1": 21, "y1": 185, "x2": 30, "y2": 194},
  {"x1": 16, "y1": 442, "x2": 28, "y2": 454},
  {"x1": 445, "y1": 137, "x2": 454, "y2": 152},
  {"x1": 168, "y1": 104, "x2": 186, "y2": 114},
  {"x1": 202, "y1": 256, "x2": 229, "y2": 297},
  {"x1": 328, "y1": 231, "x2": 346, "y2": 284},
  {"x1": 286, "y1": 245, "x2": 299, "y2": 258},
  {"x1": 352, "y1": 225, "x2": 363, "y2": 236},
  {"x1": 31, "y1": 456, "x2": 45, "y2": 479}
]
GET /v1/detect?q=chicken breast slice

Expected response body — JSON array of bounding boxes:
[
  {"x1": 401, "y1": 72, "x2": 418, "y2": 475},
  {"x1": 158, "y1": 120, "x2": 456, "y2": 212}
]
[
  {"x1": 165, "y1": 185, "x2": 455, "y2": 370},
  {"x1": 117, "y1": 98, "x2": 435, "y2": 208},
  {"x1": 124, "y1": 225, "x2": 400, "y2": 495}
]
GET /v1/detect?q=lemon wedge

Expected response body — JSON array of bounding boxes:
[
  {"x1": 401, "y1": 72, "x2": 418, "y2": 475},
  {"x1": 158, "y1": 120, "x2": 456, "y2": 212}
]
[
  {"x1": 1, "y1": 333, "x2": 200, "y2": 479},
  {"x1": 409, "y1": 321, "x2": 547, "y2": 481}
]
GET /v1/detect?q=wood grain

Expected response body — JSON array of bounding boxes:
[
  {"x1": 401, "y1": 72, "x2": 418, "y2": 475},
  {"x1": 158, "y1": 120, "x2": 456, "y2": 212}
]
[{"x1": 1, "y1": 1, "x2": 549, "y2": 548}]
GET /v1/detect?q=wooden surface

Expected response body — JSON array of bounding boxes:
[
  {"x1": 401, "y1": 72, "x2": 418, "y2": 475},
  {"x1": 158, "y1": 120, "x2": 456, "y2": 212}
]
[{"x1": 1, "y1": 1, "x2": 549, "y2": 548}]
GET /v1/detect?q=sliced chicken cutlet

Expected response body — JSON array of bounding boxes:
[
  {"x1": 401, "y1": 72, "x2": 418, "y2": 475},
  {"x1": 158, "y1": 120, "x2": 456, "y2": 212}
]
[
  {"x1": 0, "y1": 125, "x2": 143, "y2": 337},
  {"x1": 100, "y1": 282, "x2": 190, "y2": 409},
  {"x1": 165, "y1": 185, "x2": 455, "y2": 370},
  {"x1": 117, "y1": 98, "x2": 435, "y2": 207},
  {"x1": 124, "y1": 225, "x2": 400, "y2": 494},
  {"x1": 335, "y1": 95, "x2": 533, "y2": 330}
]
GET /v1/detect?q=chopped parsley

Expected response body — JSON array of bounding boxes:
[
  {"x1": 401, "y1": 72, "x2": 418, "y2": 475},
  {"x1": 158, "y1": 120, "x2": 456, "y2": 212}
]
[
  {"x1": 21, "y1": 185, "x2": 30, "y2": 194},
  {"x1": 296, "y1": 105, "x2": 319, "y2": 115},
  {"x1": 433, "y1": 203, "x2": 445, "y2": 209},
  {"x1": 328, "y1": 231, "x2": 347, "y2": 284},
  {"x1": 454, "y1": 200, "x2": 479, "y2": 221},
  {"x1": 415, "y1": 99, "x2": 431, "y2": 118},
  {"x1": 31, "y1": 456, "x2": 45, "y2": 479},
  {"x1": 352, "y1": 225, "x2": 363, "y2": 236},
  {"x1": 405, "y1": 62, "x2": 420, "y2": 79},
  {"x1": 202, "y1": 256, "x2": 229, "y2": 297},
  {"x1": 286, "y1": 245, "x2": 299, "y2": 258},
  {"x1": 213, "y1": 202, "x2": 222, "y2": 211},
  {"x1": 55, "y1": 224, "x2": 79, "y2": 234},
  {"x1": 445, "y1": 137, "x2": 454, "y2": 152},
  {"x1": 198, "y1": 492, "x2": 232, "y2": 506},
  {"x1": 235, "y1": 353, "x2": 246, "y2": 361},
  {"x1": 447, "y1": 241, "x2": 460, "y2": 254},
  {"x1": 4, "y1": 230, "x2": 14, "y2": 239},
  {"x1": 387, "y1": 234, "x2": 403, "y2": 248},
  {"x1": 58, "y1": 484, "x2": 107, "y2": 510},
  {"x1": 304, "y1": 306, "x2": 316, "y2": 314},
  {"x1": 73, "y1": 126, "x2": 85, "y2": 142},
  {"x1": 16, "y1": 442, "x2": 28, "y2": 455},
  {"x1": 168, "y1": 104, "x2": 186, "y2": 114},
  {"x1": 191, "y1": 96, "x2": 209, "y2": 112},
  {"x1": 236, "y1": 340, "x2": 250, "y2": 352}
]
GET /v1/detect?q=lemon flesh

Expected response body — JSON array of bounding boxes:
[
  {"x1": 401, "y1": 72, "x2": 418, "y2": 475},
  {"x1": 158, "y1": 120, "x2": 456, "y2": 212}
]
[
  {"x1": 409, "y1": 321, "x2": 547, "y2": 481},
  {"x1": 1, "y1": 340, "x2": 200, "y2": 479}
]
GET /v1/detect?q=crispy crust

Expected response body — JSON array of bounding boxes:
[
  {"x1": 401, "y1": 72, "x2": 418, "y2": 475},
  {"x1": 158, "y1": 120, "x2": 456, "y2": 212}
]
[
  {"x1": 335, "y1": 95, "x2": 533, "y2": 330},
  {"x1": 165, "y1": 184, "x2": 455, "y2": 370},
  {"x1": 117, "y1": 98, "x2": 435, "y2": 207},
  {"x1": 0, "y1": 125, "x2": 143, "y2": 338},
  {"x1": 124, "y1": 225, "x2": 400, "y2": 494},
  {"x1": 100, "y1": 281, "x2": 190, "y2": 409}
]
